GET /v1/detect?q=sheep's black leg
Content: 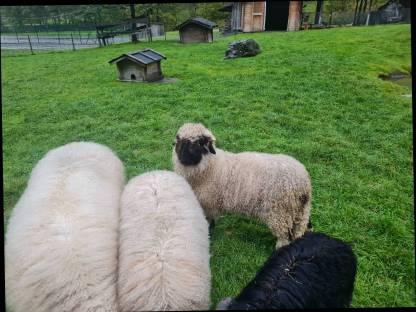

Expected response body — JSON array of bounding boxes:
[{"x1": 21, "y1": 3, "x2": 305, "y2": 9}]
[
  {"x1": 307, "y1": 219, "x2": 313, "y2": 231},
  {"x1": 209, "y1": 219, "x2": 216, "y2": 235}
]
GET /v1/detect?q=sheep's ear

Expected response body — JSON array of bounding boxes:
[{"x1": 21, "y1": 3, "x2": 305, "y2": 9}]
[
  {"x1": 208, "y1": 140, "x2": 216, "y2": 154},
  {"x1": 200, "y1": 136, "x2": 216, "y2": 154},
  {"x1": 173, "y1": 135, "x2": 180, "y2": 146}
]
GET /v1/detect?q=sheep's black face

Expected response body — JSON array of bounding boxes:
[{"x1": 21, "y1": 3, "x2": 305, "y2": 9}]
[{"x1": 175, "y1": 135, "x2": 215, "y2": 166}]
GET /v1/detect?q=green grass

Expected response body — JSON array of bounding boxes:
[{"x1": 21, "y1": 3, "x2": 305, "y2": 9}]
[{"x1": 2, "y1": 24, "x2": 414, "y2": 307}]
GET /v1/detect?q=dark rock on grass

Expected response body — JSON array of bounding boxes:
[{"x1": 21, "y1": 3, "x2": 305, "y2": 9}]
[
  {"x1": 378, "y1": 71, "x2": 412, "y2": 89},
  {"x1": 378, "y1": 71, "x2": 410, "y2": 80},
  {"x1": 225, "y1": 39, "x2": 261, "y2": 59}
]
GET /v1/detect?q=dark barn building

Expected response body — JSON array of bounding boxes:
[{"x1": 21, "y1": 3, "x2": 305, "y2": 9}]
[
  {"x1": 219, "y1": 1, "x2": 302, "y2": 32},
  {"x1": 109, "y1": 49, "x2": 166, "y2": 82},
  {"x1": 177, "y1": 17, "x2": 217, "y2": 43}
]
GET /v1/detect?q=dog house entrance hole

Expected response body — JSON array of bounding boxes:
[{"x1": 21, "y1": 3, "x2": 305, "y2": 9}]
[{"x1": 130, "y1": 74, "x2": 136, "y2": 80}]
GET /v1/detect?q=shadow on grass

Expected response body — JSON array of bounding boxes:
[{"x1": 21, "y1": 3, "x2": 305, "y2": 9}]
[
  {"x1": 211, "y1": 213, "x2": 276, "y2": 250},
  {"x1": 209, "y1": 213, "x2": 276, "y2": 308}
]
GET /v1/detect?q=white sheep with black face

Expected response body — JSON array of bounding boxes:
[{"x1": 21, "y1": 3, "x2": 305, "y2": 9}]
[
  {"x1": 5, "y1": 142, "x2": 125, "y2": 312},
  {"x1": 117, "y1": 170, "x2": 211, "y2": 311},
  {"x1": 172, "y1": 123, "x2": 312, "y2": 248}
]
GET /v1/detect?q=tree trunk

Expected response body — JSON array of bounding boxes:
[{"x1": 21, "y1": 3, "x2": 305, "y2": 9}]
[
  {"x1": 130, "y1": 4, "x2": 137, "y2": 43},
  {"x1": 156, "y1": 4, "x2": 160, "y2": 22},
  {"x1": 314, "y1": 0, "x2": 324, "y2": 25},
  {"x1": 361, "y1": 0, "x2": 368, "y2": 24},
  {"x1": 357, "y1": 0, "x2": 365, "y2": 25},
  {"x1": 366, "y1": 0, "x2": 373, "y2": 25},
  {"x1": 353, "y1": 0, "x2": 359, "y2": 25}
]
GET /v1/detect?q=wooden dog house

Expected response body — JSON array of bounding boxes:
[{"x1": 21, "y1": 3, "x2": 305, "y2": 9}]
[
  {"x1": 177, "y1": 17, "x2": 217, "y2": 43},
  {"x1": 109, "y1": 49, "x2": 166, "y2": 82}
]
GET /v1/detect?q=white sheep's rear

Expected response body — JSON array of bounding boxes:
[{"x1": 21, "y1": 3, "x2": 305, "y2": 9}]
[
  {"x1": 5, "y1": 142, "x2": 125, "y2": 312},
  {"x1": 118, "y1": 170, "x2": 211, "y2": 311}
]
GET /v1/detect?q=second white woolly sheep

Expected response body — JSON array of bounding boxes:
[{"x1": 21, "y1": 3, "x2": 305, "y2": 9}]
[{"x1": 117, "y1": 170, "x2": 211, "y2": 311}]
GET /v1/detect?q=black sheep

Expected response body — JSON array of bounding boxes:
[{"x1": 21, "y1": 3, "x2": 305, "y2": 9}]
[{"x1": 217, "y1": 232, "x2": 357, "y2": 309}]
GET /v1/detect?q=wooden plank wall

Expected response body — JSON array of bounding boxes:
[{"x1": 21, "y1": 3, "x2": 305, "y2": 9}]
[
  {"x1": 242, "y1": 2, "x2": 253, "y2": 32},
  {"x1": 253, "y1": 1, "x2": 265, "y2": 31},
  {"x1": 242, "y1": 2, "x2": 266, "y2": 32},
  {"x1": 180, "y1": 24, "x2": 211, "y2": 43},
  {"x1": 287, "y1": 1, "x2": 302, "y2": 31}
]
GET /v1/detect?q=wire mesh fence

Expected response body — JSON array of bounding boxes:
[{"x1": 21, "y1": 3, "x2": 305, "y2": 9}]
[
  {"x1": 1, "y1": 25, "x2": 170, "y2": 54},
  {"x1": 2, "y1": 33, "x2": 100, "y2": 51}
]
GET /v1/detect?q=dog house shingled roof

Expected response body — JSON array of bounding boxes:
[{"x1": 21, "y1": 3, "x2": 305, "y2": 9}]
[
  {"x1": 108, "y1": 48, "x2": 166, "y2": 65},
  {"x1": 176, "y1": 17, "x2": 217, "y2": 30}
]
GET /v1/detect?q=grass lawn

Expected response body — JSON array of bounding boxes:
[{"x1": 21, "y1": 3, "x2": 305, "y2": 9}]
[{"x1": 2, "y1": 24, "x2": 413, "y2": 307}]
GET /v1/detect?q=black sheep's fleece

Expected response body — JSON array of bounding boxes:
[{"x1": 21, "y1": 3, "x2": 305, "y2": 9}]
[{"x1": 226, "y1": 232, "x2": 357, "y2": 309}]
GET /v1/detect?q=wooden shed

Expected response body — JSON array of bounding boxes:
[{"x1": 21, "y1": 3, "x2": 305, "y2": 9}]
[
  {"x1": 219, "y1": 1, "x2": 302, "y2": 32},
  {"x1": 177, "y1": 17, "x2": 217, "y2": 43},
  {"x1": 109, "y1": 49, "x2": 166, "y2": 82}
]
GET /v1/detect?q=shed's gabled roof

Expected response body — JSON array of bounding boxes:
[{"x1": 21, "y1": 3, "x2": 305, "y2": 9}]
[
  {"x1": 109, "y1": 48, "x2": 166, "y2": 65},
  {"x1": 219, "y1": 3, "x2": 233, "y2": 12},
  {"x1": 176, "y1": 17, "x2": 217, "y2": 30}
]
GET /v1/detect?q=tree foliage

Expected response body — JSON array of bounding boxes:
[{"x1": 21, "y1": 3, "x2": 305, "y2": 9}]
[
  {"x1": 0, "y1": 3, "x2": 228, "y2": 32},
  {"x1": 1, "y1": 1, "x2": 392, "y2": 32}
]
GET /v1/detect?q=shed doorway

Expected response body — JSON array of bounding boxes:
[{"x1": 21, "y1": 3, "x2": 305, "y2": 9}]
[{"x1": 265, "y1": 1, "x2": 290, "y2": 31}]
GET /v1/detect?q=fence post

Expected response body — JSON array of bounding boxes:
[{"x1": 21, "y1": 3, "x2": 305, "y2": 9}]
[
  {"x1": 16, "y1": 30, "x2": 19, "y2": 43},
  {"x1": 78, "y1": 29, "x2": 82, "y2": 43},
  {"x1": 58, "y1": 31, "x2": 60, "y2": 45},
  {"x1": 365, "y1": 12, "x2": 371, "y2": 26},
  {"x1": 71, "y1": 33, "x2": 76, "y2": 51},
  {"x1": 36, "y1": 31, "x2": 40, "y2": 43},
  {"x1": 27, "y1": 35, "x2": 34, "y2": 55}
]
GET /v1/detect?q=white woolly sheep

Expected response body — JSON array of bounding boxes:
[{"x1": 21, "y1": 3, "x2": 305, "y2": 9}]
[
  {"x1": 172, "y1": 123, "x2": 312, "y2": 248},
  {"x1": 5, "y1": 142, "x2": 125, "y2": 312},
  {"x1": 117, "y1": 170, "x2": 211, "y2": 311}
]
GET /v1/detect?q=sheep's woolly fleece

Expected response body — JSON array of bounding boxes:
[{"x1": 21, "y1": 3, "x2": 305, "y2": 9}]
[
  {"x1": 118, "y1": 170, "x2": 211, "y2": 311},
  {"x1": 173, "y1": 123, "x2": 312, "y2": 248},
  {"x1": 5, "y1": 142, "x2": 125, "y2": 312}
]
